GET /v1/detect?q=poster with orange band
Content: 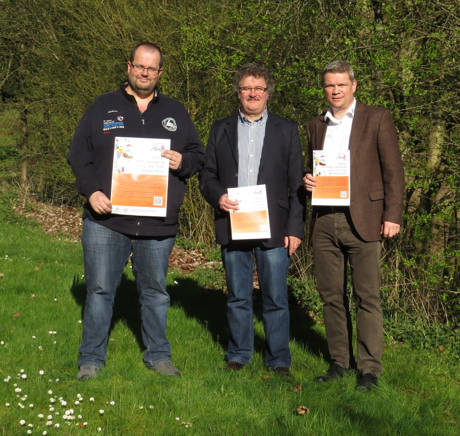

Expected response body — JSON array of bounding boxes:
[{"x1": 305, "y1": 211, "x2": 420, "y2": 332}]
[
  {"x1": 312, "y1": 150, "x2": 350, "y2": 206},
  {"x1": 228, "y1": 185, "x2": 271, "y2": 240},
  {"x1": 111, "y1": 137, "x2": 170, "y2": 216}
]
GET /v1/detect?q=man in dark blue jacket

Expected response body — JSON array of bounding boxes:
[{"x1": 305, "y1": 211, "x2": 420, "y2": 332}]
[
  {"x1": 68, "y1": 42, "x2": 204, "y2": 379},
  {"x1": 200, "y1": 64, "x2": 305, "y2": 374}
]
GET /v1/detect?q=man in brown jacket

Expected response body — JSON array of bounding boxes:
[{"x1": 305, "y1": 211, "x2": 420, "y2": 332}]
[{"x1": 304, "y1": 60, "x2": 404, "y2": 391}]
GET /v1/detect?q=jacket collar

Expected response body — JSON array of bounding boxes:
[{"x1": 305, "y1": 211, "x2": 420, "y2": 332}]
[
  {"x1": 120, "y1": 82, "x2": 160, "y2": 105},
  {"x1": 223, "y1": 110, "x2": 275, "y2": 169},
  {"x1": 317, "y1": 100, "x2": 363, "y2": 151}
]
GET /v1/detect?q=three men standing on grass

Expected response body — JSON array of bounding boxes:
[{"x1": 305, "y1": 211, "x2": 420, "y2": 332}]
[
  {"x1": 68, "y1": 42, "x2": 204, "y2": 379},
  {"x1": 68, "y1": 44, "x2": 403, "y2": 391}
]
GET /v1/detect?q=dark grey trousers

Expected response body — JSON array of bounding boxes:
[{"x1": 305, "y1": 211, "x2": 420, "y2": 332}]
[{"x1": 312, "y1": 210, "x2": 383, "y2": 375}]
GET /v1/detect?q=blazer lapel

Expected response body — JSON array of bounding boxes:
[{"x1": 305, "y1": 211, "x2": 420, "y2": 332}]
[
  {"x1": 349, "y1": 101, "x2": 365, "y2": 162},
  {"x1": 224, "y1": 114, "x2": 238, "y2": 167},
  {"x1": 317, "y1": 114, "x2": 327, "y2": 150},
  {"x1": 257, "y1": 112, "x2": 276, "y2": 182}
]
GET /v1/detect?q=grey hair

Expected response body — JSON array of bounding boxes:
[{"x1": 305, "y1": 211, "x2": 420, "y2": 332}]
[
  {"x1": 322, "y1": 60, "x2": 355, "y2": 83},
  {"x1": 233, "y1": 63, "x2": 275, "y2": 97}
]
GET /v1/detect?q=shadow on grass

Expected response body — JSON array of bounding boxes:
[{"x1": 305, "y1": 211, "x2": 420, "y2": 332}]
[
  {"x1": 70, "y1": 273, "x2": 144, "y2": 351},
  {"x1": 168, "y1": 277, "x2": 270, "y2": 357},
  {"x1": 254, "y1": 287, "x2": 330, "y2": 361},
  {"x1": 70, "y1": 272, "x2": 329, "y2": 363},
  {"x1": 169, "y1": 276, "x2": 329, "y2": 362}
]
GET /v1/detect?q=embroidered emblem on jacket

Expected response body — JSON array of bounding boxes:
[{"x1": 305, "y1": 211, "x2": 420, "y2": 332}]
[{"x1": 162, "y1": 117, "x2": 177, "y2": 132}]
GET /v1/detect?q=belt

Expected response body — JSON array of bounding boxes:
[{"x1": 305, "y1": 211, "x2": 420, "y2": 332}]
[{"x1": 316, "y1": 206, "x2": 349, "y2": 216}]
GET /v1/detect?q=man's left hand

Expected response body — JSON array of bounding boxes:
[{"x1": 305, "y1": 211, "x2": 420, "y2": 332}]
[
  {"x1": 161, "y1": 150, "x2": 183, "y2": 170},
  {"x1": 284, "y1": 235, "x2": 302, "y2": 256},
  {"x1": 381, "y1": 221, "x2": 401, "y2": 239}
]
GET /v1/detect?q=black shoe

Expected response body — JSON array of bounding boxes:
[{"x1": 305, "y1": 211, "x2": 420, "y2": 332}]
[
  {"x1": 226, "y1": 361, "x2": 245, "y2": 371},
  {"x1": 315, "y1": 363, "x2": 347, "y2": 382},
  {"x1": 356, "y1": 373, "x2": 378, "y2": 391},
  {"x1": 273, "y1": 366, "x2": 291, "y2": 376}
]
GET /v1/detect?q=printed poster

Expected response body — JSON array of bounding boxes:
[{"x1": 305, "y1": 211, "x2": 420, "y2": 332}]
[
  {"x1": 312, "y1": 150, "x2": 350, "y2": 206},
  {"x1": 111, "y1": 137, "x2": 170, "y2": 216},
  {"x1": 228, "y1": 184, "x2": 271, "y2": 240}
]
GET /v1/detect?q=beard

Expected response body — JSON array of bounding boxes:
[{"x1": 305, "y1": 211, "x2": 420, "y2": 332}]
[{"x1": 127, "y1": 75, "x2": 156, "y2": 98}]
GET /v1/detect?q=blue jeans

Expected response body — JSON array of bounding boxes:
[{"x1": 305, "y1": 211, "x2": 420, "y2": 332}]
[
  {"x1": 78, "y1": 219, "x2": 175, "y2": 368},
  {"x1": 221, "y1": 245, "x2": 291, "y2": 368}
]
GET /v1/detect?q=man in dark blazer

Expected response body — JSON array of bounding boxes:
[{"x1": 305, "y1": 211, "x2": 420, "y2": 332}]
[
  {"x1": 200, "y1": 63, "x2": 305, "y2": 374},
  {"x1": 304, "y1": 60, "x2": 404, "y2": 391}
]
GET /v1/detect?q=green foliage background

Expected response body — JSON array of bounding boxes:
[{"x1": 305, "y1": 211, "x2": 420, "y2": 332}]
[{"x1": 1, "y1": 0, "x2": 458, "y2": 342}]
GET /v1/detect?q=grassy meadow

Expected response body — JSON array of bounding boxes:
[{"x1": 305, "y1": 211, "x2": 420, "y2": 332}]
[{"x1": 0, "y1": 196, "x2": 458, "y2": 435}]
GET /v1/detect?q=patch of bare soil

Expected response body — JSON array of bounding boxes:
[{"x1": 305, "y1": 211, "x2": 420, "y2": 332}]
[
  {"x1": 14, "y1": 198, "x2": 83, "y2": 242},
  {"x1": 12, "y1": 198, "x2": 219, "y2": 274}
]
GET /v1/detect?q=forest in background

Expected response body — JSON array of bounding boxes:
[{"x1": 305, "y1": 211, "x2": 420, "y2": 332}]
[{"x1": 0, "y1": 0, "x2": 458, "y2": 347}]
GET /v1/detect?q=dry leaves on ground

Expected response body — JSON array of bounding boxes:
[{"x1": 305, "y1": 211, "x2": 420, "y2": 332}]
[{"x1": 13, "y1": 198, "x2": 214, "y2": 273}]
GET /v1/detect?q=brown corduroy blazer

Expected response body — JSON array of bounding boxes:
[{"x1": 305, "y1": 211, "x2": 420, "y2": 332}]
[{"x1": 306, "y1": 101, "x2": 405, "y2": 242}]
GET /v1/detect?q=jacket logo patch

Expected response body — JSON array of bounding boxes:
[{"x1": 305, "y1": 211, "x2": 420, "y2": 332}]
[
  {"x1": 103, "y1": 118, "x2": 125, "y2": 132},
  {"x1": 162, "y1": 117, "x2": 177, "y2": 132}
]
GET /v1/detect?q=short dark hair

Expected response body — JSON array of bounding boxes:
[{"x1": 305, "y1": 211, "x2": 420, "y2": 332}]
[
  {"x1": 322, "y1": 60, "x2": 355, "y2": 84},
  {"x1": 130, "y1": 42, "x2": 163, "y2": 68},
  {"x1": 233, "y1": 63, "x2": 275, "y2": 97}
]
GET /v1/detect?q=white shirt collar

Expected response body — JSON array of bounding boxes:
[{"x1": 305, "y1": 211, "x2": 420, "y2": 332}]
[{"x1": 325, "y1": 99, "x2": 356, "y2": 124}]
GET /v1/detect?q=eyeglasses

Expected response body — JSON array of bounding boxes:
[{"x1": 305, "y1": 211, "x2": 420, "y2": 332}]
[
  {"x1": 130, "y1": 63, "x2": 162, "y2": 75},
  {"x1": 239, "y1": 86, "x2": 267, "y2": 95}
]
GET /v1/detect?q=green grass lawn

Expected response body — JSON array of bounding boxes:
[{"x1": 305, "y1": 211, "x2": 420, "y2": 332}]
[{"x1": 0, "y1": 202, "x2": 458, "y2": 435}]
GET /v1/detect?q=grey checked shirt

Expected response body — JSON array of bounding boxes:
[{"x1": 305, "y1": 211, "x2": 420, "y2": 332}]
[{"x1": 237, "y1": 108, "x2": 268, "y2": 187}]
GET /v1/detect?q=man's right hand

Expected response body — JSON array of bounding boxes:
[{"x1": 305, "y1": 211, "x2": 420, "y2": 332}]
[
  {"x1": 89, "y1": 191, "x2": 112, "y2": 215},
  {"x1": 218, "y1": 193, "x2": 239, "y2": 212},
  {"x1": 303, "y1": 173, "x2": 316, "y2": 192}
]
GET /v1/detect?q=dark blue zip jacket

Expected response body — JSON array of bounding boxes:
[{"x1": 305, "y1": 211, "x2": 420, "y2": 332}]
[{"x1": 67, "y1": 84, "x2": 204, "y2": 237}]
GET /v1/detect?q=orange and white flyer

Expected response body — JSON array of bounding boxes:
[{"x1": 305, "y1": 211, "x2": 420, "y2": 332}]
[
  {"x1": 110, "y1": 137, "x2": 170, "y2": 216},
  {"x1": 312, "y1": 150, "x2": 350, "y2": 206},
  {"x1": 228, "y1": 185, "x2": 271, "y2": 240}
]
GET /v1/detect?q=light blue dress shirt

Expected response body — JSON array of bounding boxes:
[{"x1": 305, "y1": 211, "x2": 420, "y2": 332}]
[{"x1": 237, "y1": 108, "x2": 268, "y2": 187}]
